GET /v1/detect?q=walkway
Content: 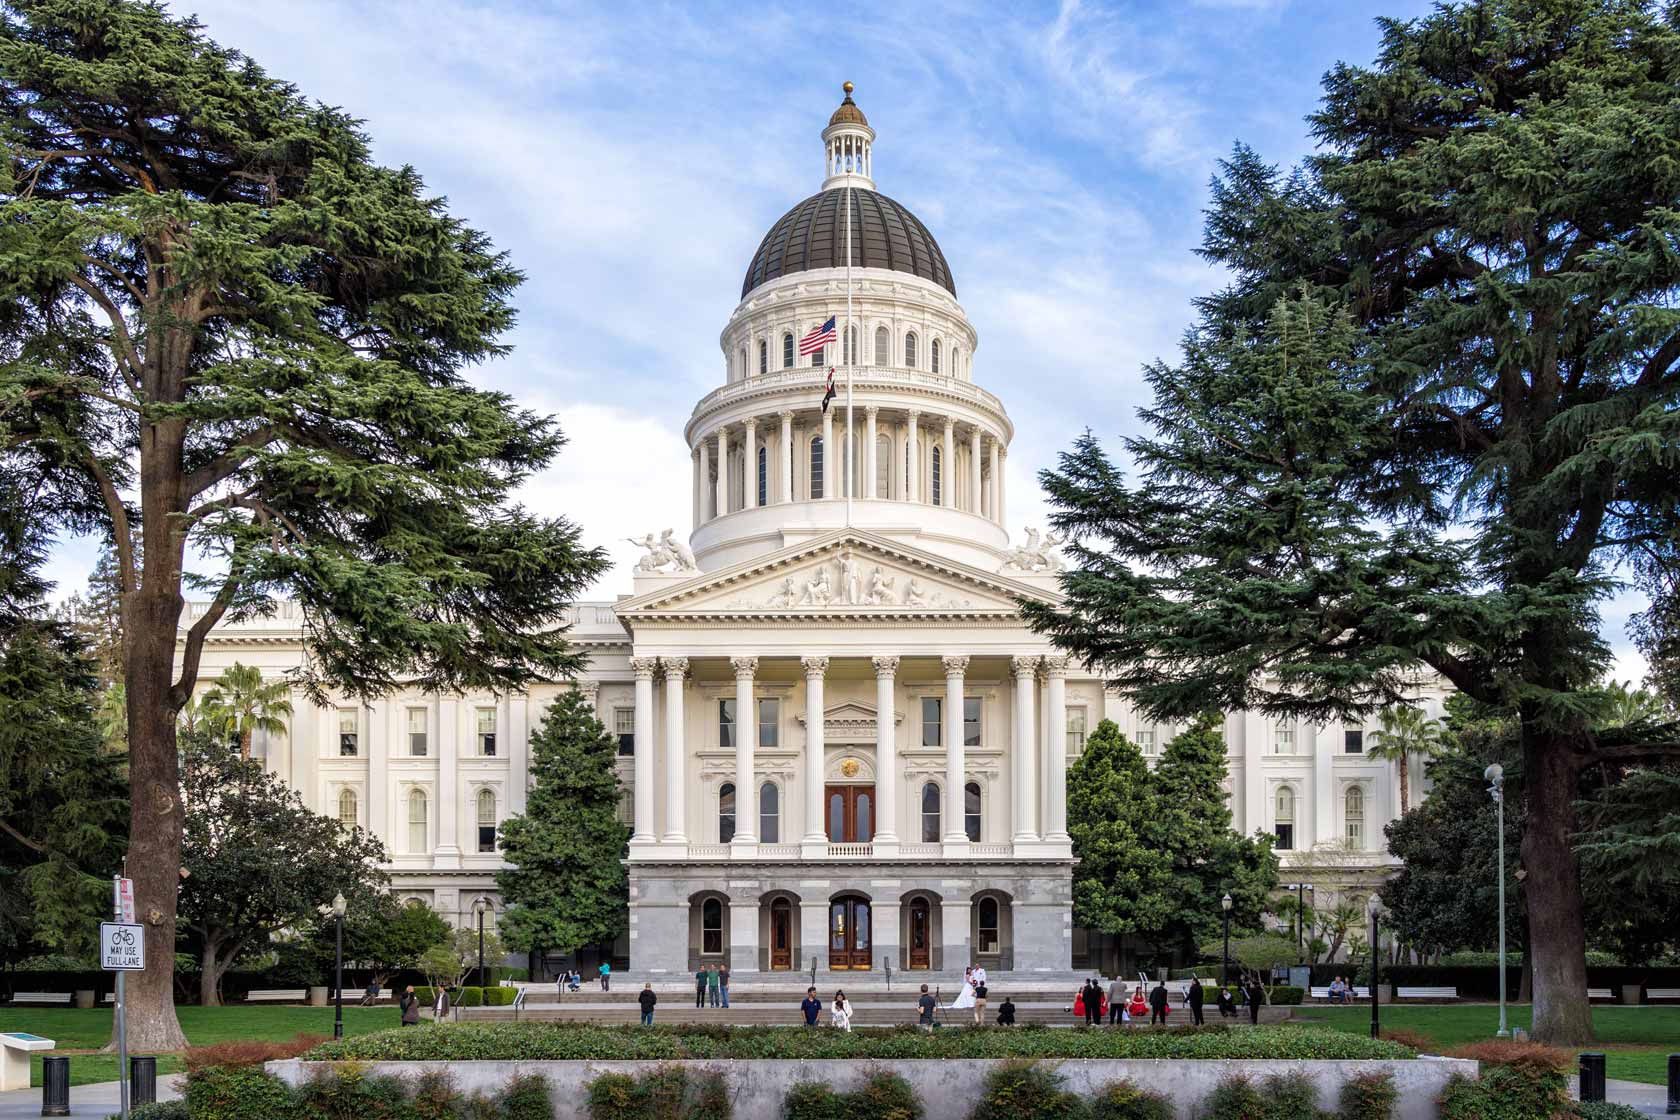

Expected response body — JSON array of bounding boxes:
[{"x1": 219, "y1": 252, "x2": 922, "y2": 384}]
[
  {"x1": 0, "y1": 1073, "x2": 183, "y2": 1119},
  {"x1": 1572, "y1": 1076, "x2": 1671, "y2": 1118}
]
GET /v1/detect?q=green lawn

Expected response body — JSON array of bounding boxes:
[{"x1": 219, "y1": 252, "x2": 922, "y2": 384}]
[
  {"x1": 1291, "y1": 1004, "x2": 1680, "y2": 1086},
  {"x1": 0, "y1": 1005, "x2": 402, "y2": 1087}
]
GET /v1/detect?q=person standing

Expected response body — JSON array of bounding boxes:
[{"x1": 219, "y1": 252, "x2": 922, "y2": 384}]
[
  {"x1": 831, "y1": 990, "x2": 852, "y2": 1031},
  {"x1": 1085, "y1": 978, "x2": 1104, "y2": 1027},
  {"x1": 1107, "y1": 975, "x2": 1126, "y2": 1026},
  {"x1": 1246, "y1": 978, "x2": 1265, "y2": 1025},
  {"x1": 916, "y1": 983, "x2": 937, "y2": 1031},
  {"x1": 432, "y1": 985, "x2": 451, "y2": 1023},
  {"x1": 719, "y1": 963, "x2": 731, "y2": 1009},
  {"x1": 599, "y1": 961, "x2": 611, "y2": 991},
  {"x1": 1148, "y1": 981, "x2": 1169, "y2": 1026},
  {"x1": 801, "y1": 986, "x2": 823, "y2": 1026},
  {"x1": 399, "y1": 985, "x2": 420, "y2": 1026},
  {"x1": 695, "y1": 965, "x2": 708, "y2": 1009},
  {"x1": 638, "y1": 982, "x2": 657, "y2": 1026},
  {"x1": 1188, "y1": 977, "x2": 1205, "y2": 1026},
  {"x1": 971, "y1": 965, "x2": 989, "y2": 1025},
  {"x1": 706, "y1": 964, "x2": 721, "y2": 1008}
]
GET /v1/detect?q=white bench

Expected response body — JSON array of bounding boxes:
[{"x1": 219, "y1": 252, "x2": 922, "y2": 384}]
[
  {"x1": 244, "y1": 989, "x2": 308, "y2": 1002},
  {"x1": 1310, "y1": 986, "x2": 1371, "y2": 1000},
  {"x1": 0, "y1": 1033, "x2": 55, "y2": 1092},
  {"x1": 1587, "y1": 988, "x2": 1614, "y2": 1001},
  {"x1": 1647, "y1": 988, "x2": 1680, "y2": 1002},
  {"x1": 8, "y1": 992, "x2": 71, "y2": 1005},
  {"x1": 1395, "y1": 986, "x2": 1459, "y2": 1000}
]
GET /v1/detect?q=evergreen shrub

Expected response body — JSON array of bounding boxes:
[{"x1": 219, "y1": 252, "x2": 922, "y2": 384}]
[
  {"x1": 584, "y1": 1066, "x2": 728, "y2": 1120},
  {"x1": 784, "y1": 1071, "x2": 922, "y2": 1120},
  {"x1": 182, "y1": 1065, "x2": 555, "y2": 1119},
  {"x1": 1265, "y1": 985, "x2": 1306, "y2": 1005},
  {"x1": 1088, "y1": 1078, "x2": 1173, "y2": 1120},
  {"x1": 1202, "y1": 1074, "x2": 1266, "y2": 1120},
  {"x1": 484, "y1": 984, "x2": 518, "y2": 1006},
  {"x1": 105, "y1": 1103, "x2": 189, "y2": 1120},
  {"x1": 454, "y1": 985, "x2": 483, "y2": 1007},
  {"x1": 1336, "y1": 1072, "x2": 1397, "y2": 1120},
  {"x1": 1574, "y1": 1104, "x2": 1647, "y2": 1120},
  {"x1": 970, "y1": 1063, "x2": 1085, "y2": 1120}
]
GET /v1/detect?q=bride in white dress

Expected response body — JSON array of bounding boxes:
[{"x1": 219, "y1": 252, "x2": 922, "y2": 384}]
[{"x1": 950, "y1": 965, "x2": 977, "y2": 1010}]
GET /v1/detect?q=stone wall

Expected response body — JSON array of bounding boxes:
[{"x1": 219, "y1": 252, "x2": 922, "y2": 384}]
[{"x1": 270, "y1": 1056, "x2": 1474, "y2": 1120}]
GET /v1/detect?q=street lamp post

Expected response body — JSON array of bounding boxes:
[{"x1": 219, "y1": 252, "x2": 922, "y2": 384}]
[
  {"x1": 331, "y1": 892, "x2": 347, "y2": 1040},
  {"x1": 1368, "y1": 895, "x2": 1384, "y2": 1040},
  {"x1": 1221, "y1": 893, "x2": 1233, "y2": 987},
  {"x1": 1486, "y1": 763, "x2": 1510, "y2": 1038},
  {"x1": 473, "y1": 899, "x2": 488, "y2": 989}
]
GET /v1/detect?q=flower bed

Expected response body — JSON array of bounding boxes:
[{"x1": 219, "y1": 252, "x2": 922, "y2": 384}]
[{"x1": 303, "y1": 1021, "x2": 1415, "y2": 1062}]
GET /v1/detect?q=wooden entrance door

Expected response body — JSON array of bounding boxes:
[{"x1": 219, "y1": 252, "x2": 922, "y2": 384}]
[
  {"x1": 829, "y1": 896, "x2": 872, "y2": 970},
  {"x1": 769, "y1": 898, "x2": 793, "y2": 970},
  {"x1": 824, "y1": 785, "x2": 874, "y2": 843},
  {"x1": 908, "y1": 897, "x2": 931, "y2": 969}
]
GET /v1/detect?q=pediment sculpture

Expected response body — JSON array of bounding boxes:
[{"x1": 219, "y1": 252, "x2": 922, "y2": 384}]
[{"x1": 732, "y1": 551, "x2": 973, "y2": 609}]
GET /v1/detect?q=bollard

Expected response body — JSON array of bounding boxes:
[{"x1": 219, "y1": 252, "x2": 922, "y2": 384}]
[
  {"x1": 130, "y1": 1054, "x2": 157, "y2": 1107},
  {"x1": 1579, "y1": 1052, "x2": 1606, "y2": 1103},
  {"x1": 1666, "y1": 1053, "x2": 1678, "y2": 1115},
  {"x1": 40, "y1": 1055, "x2": 70, "y2": 1117}
]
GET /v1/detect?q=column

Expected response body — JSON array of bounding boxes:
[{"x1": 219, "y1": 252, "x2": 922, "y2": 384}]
[
  {"x1": 692, "y1": 445, "x2": 703, "y2": 525},
  {"x1": 800, "y1": 899, "x2": 829, "y2": 973},
  {"x1": 801, "y1": 656, "x2": 828, "y2": 853},
  {"x1": 864, "y1": 406, "x2": 879, "y2": 499},
  {"x1": 743, "y1": 419, "x2": 758, "y2": 509},
  {"x1": 509, "y1": 692, "x2": 531, "y2": 814},
  {"x1": 779, "y1": 411, "x2": 794, "y2": 503},
  {"x1": 731, "y1": 657, "x2": 758, "y2": 849},
  {"x1": 368, "y1": 700, "x2": 389, "y2": 839},
  {"x1": 714, "y1": 429, "x2": 729, "y2": 518},
  {"x1": 629, "y1": 658, "x2": 658, "y2": 845},
  {"x1": 941, "y1": 418, "x2": 955, "y2": 507},
  {"x1": 873, "y1": 897, "x2": 901, "y2": 975},
  {"x1": 698, "y1": 436, "x2": 712, "y2": 527},
  {"x1": 942, "y1": 655, "x2": 969, "y2": 848},
  {"x1": 729, "y1": 893, "x2": 759, "y2": 973},
  {"x1": 1012, "y1": 656, "x2": 1039, "y2": 843},
  {"x1": 1315, "y1": 720, "x2": 1337, "y2": 846},
  {"x1": 821, "y1": 405, "x2": 834, "y2": 499},
  {"x1": 1242, "y1": 710, "x2": 1265, "y2": 838},
  {"x1": 997, "y1": 447, "x2": 1007, "y2": 525},
  {"x1": 941, "y1": 898, "x2": 971, "y2": 973},
  {"x1": 989, "y1": 439, "x2": 1001, "y2": 522},
  {"x1": 872, "y1": 656, "x2": 899, "y2": 853},
  {"x1": 436, "y1": 697, "x2": 460, "y2": 864},
  {"x1": 1042, "y1": 657, "x2": 1070, "y2": 843},
  {"x1": 662, "y1": 657, "x2": 688, "y2": 844},
  {"x1": 969, "y1": 426, "x2": 982, "y2": 513},
  {"x1": 906, "y1": 410, "x2": 920, "y2": 502}
]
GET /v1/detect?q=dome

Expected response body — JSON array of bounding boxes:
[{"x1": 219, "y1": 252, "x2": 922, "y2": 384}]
[
  {"x1": 740, "y1": 188, "x2": 957, "y2": 299},
  {"x1": 828, "y1": 91, "x2": 868, "y2": 127}
]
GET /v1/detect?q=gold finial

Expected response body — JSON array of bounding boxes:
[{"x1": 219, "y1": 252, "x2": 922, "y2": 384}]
[{"x1": 842, "y1": 81, "x2": 854, "y2": 95}]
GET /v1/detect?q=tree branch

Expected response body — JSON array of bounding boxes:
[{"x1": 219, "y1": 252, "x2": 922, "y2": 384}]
[
  {"x1": 172, "y1": 562, "x2": 244, "y2": 706},
  {"x1": 183, "y1": 429, "x2": 279, "y2": 500},
  {"x1": 0, "y1": 817, "x2": 48, "y2": 855},
  {"x1": 1585, "y1": 741, "x2": 1680, "y2": 764},
  {"x1": 78, "y1": 448, "x2": 137, "y2": 598},
  {"x1": 65, "y1": 275, "x2": 144, "y2": 392}
]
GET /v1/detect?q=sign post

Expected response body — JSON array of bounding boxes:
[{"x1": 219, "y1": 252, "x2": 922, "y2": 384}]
[{"x1": 104, "y1": 877, "x2": 144, "y2": 1120}]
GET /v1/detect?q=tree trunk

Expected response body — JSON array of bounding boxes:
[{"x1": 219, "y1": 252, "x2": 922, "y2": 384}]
[
  {"x1": 1398, "y1": 752, "x2": 1410, "y2": 815},
  {"x1": 240, "y1": 727, "x2": 251, "y2": 760},
  {"x1": 1521, "y1": 727, "x2": 1595, "y2": 1043},
  {"x1": 200, "y1": 943, "x2": 225, "y2": 1007}
]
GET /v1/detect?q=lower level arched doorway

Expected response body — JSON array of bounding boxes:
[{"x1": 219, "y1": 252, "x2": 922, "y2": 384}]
[
  {"x1": 829, "y1": 894, "x2": 872, "y2": 970},
  {"x1": 907, "y1": 896, "x2": 931, "y2": 969},
  {"x1": 769, "y1": 897, "x2": 794, "y2": 970}
]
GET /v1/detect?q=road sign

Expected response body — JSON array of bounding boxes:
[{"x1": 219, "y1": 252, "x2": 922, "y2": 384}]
[
  {"x1": 100, "y1": 922, "x2": 146, "y2": 971},
  {"x1": 113, "y1": 877, "x2": 135, "y2": 923}
]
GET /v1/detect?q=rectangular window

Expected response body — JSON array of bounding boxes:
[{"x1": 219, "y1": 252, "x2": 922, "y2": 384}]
[
  {"x1": 1276, "y1": 721, "x2": 1295, "y2": 754},
  {"x1": 613, "y1": 707, "x2": 635, "y2": 756},
  {"x1": 757, "y1": 449, "x2": 768, "y2": 506},
  {"x1": 1137, "y1": 728, "x2": 1155, "y2": 754},
  {"x1": 757, "y1": 698, "x2": 779, "y2": 748},
  {"x1": 1344, "y1": 729, "x2": 1365, "y2": 754},
  {"x1": 921, "y1": 697, "x2": 942, "y2": 747},
  {"x1": 719, "y1": 698, "x2": 737, "y2": 749},
  {"x1": 1275, "y1": 823, "x2": 1294, "y2": 851},
  {"x1": 476, "y1": 707, "x2": 497, "y2": 756},
  {"x1": 963, "y1": 697, "x2": 982, "y2": 747},
  {"x1": 407, "y1": 707, "x2": 428, "y2": 756},
  {"x1": 1067, "y1": 707, "x2": 1088, "y2": 753},
  {"x1": 810, "y1": 440, "x2": 825, "y2": 499},
  {"x1": 1346, "y1": 820, "x2": 1363, "y2": 847},
  {"x1": 338, "y1": 709, "x2": 358, "y2": 757}
]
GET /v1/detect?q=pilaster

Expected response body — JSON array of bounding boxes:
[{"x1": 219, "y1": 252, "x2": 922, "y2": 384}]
[
  {"x1": 662, "y1": 657, "x2": 689, "y2": 844},
  {"x1": 801, "y1": 656, "x2": 829, "y2": 856},
  {"x1": 872, "y1": 655, "x2": 900, "y2": 854},
  {"x1": 941, "y1": 654, "x2": 969, "y2": 852},
  {"x1": 731, "y1": 656, "x2": 759, "y2": 854},
  {"x1": 629, "y1": 658, "x2": 659, "y2": 850}
]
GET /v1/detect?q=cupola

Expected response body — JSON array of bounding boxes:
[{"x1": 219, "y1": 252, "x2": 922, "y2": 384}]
[{"x1": 821, "y1": 81, "x2": 875, "y2": 192}]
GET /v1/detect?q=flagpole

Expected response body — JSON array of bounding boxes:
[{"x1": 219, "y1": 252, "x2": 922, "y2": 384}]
[{"x1": 844, "y1": 182, "x2": 854, "y2": 529}]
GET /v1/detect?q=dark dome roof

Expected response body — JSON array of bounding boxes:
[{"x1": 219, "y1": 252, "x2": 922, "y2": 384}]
[
  {"x1": 829, "y1": 92, "x2": 868, "y2": 127},
  {"x1": 741, "y1": 189, "x2": 956, "y2": 299}
]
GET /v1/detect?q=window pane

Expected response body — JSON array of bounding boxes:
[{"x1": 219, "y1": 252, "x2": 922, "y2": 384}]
[
  {"x1": 1345, "y1": 729, "x2": 1364, "y2": 753},
  {"x1": 921, "y1": 697, "x2": 941, "y2": 746},
  {"x1": 1067, "y1": 707, "x2": 1087, "y2": 752},
  {"x1": 758, "y1": 698, "x2": 779, "y2": 747},
  {"x1": 1276, "y1": 823, "x2": 1294, "y2": 851},
  {"x1": 408, "y1": 708, "x2": 427, "y2": 756},
  {"x1": 759, "y1": 782, "x2": 779, "y2": 843},
  {"x1": 757, "y1": 446, "x2": 768, "y2": 506},
  {"x1": 931, "y1": 338, "x2": 941, "y2": 374},
  {"x1": 828, "y1": 791, "x2": 844, "y2": 842},
  {"x1": 478, "y1": 825, "x2": 496, "y2": 853},
  {"x1": 720, "y1": 783, "x2": 736, "y2": 843},
  {"x1": 965, "y1": 781, "x2": 981, "y2": 842},
  {"x1": 719, "y1": 698, "x2": 736, "y2": 749},
  {"x1": 759, "y1": 340, "x2": 768, "y2": 375},
  {"x1": 855, "y1": 792, "x2": 871, "y2": 842},
  {"x1": 614, "y1": 707, "x2": 635, "y2": 756},
  {"x1": 810, "y1": 437, "x2": 824, "y2": 499},
  {"x1": 338, "y1": 789, "x2": 356, "y2": 827},
  {"x1": 477, "y1": 790, "x2": 495, "y2": 823},
  {"x1": 921, "y1": 783, "x2": 940, "y2": 842},
  {"x1": 904, "y1": 332, "x2": 917, "y2": 367},
  {"x1": 875, "y1": 434, "x2": 892, "y2": 498},
  {"x1": 783, "y1": 333, "x2": 793, "y2": 368},
  {"x1": 874, "y1": 326, "x2": 889, "y2": 364},
  {"x1": 963, "y1": 697, "x2": 981, "y2": 746},
  {"x1": 855, "y1": 902, "x2": 870, "y2": 949},
  {"x1": 339, "y1": 710, "x2": 358, "y2": 757},
  {"x1": 931, "y1": 446, "x2": 942, "y2": 506}
]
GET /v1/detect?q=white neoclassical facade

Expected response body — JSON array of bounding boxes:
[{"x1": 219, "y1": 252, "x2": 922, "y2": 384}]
[{"x1": 181, "y1": 88, "x2": 1440, "y2": 977}]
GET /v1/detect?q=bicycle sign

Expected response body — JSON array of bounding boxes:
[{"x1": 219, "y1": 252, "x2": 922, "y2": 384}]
[{"x1": 100, "y1": 922, "x2": 146, "y2": 971}]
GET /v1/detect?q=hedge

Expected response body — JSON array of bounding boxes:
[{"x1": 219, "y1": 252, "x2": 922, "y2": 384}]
[
  {"x1": 184, "y1": 1065, "x2": 553, "y2": 1120},
  {"x1": 303, "y1": 1022, "x2": 1415, "y2": 1063}
]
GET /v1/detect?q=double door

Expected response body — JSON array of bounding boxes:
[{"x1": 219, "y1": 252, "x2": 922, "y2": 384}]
[
  {"x1": 825, "y1": 784, "x2": 874, "y2": 843},
  {"x1": 829, "y1": 896, "x2": 872, "y2": 970}
]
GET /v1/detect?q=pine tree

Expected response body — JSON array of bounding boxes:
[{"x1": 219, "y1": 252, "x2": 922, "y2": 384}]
[
  {"x1": 496, "y1": 691, "x2": 629, "y2": 959},
  {"x1": 1065, "y1": 719, "x2": 1171, "y2": 960},
  {"x1": 0, "y1": 1, "x2": 608, "y2": 1047}
]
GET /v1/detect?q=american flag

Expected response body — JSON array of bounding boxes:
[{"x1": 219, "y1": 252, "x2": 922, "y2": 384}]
[{"x1": 798, "y1": 316, "x2": 836, "y2": 357}]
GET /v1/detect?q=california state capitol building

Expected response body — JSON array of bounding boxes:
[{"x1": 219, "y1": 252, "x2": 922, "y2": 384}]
[{"x1": 178, "y1": 87, "x2": 1445, "y2": 980}]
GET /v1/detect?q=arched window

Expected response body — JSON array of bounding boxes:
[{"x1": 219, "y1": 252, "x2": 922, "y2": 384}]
[
  {"x1": 931, "y1": 445, "x2": 943, "y2": 506},
  {"x1": 407, "y1": 789, "x2": 428, "y2": 853},
  {"x1": 337, "y1": 788, "x2": 357, "y2": 829},
  {"x1": 904, "y1": 331, "x2": 918, "y2": 368},
  {"x1": 476, "y1": 789, "x2": 497, "y2": 853},
  {"x1": 874, "y1": 325, "x2": 890, "y2": 365},
  {"x1": 875, "y1": 433, "x2": 892, "y2": 498},
  {"x1": 951, "y1": 346, "x2": 961, "y2": 376},
  {"x1": 759, "y1": 339, "x2": 768, "y2": 376},
  {"x1": 701, "y1": 897, "x2": 723, "y2": 954},
  {"x1": 1345, "y1": 785, "x2": 1365, "y2": 848},
  {"x1": 1274, "y1": 786, "x2": 1295, "y2": 851},
  {"x1": 756, "y1": 445, "x2": 768, "y2": 506},
  {"x1": 977, "y1": 896, "x2": 999, "y2": 953},
  {"x1": 964, "y1": 781, "x2": 982, "y2": 842},
  {"x1": 759, "y1": 782, "x2": 780, "y2": 843},
  {"x1": 844, "y1": 325, "x2": 857, "y2": 365},
  {"x1": 931, "y1": 338, "x2": 941, "y2": 374},
  {"x1": 719, "y1": 783, "x2": 736, "y2": 844},
  {"x1": 920, "y1": 782, "x2": 941, "y2": 843},
  {"x1": 782, "y1": 332, "x2": 794, "y2": 369},
  {"x1": 810, "y1": 436, "x2": 825, "y2": 499},
  {"x1": 842, "y1": 433, "x2": 857, "y2": 497},
  {"x1": 737, "y1": 347, "x2": 747, "y2": 382},
  {"x1": 810, "y1": 341, "x2": 824, "y2": 367}
]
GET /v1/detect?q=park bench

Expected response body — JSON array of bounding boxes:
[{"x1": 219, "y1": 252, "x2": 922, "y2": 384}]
[
  {"x1": 244, "y1": 989, "x2": 308, "y2": 1002},
  {"x1": 1646, "y1": 988, "x2": 1680, "y2": 1002},
  {"x1": 1587, "y1": 988, "x2": 1614, "y2": 1001},
  {"x1": 1309, "y1": 986, "x2": 1372, "y2": 1002},
  {"x1": 8, "y1": 992, "x2": 71, "y2": 1005},
  {"x1": 1, "y1": 1033, "x2": 56, "y2": 1091},
  {"x1": 1395, "y1": 986, "x2": 1459, "y2": 1001}
]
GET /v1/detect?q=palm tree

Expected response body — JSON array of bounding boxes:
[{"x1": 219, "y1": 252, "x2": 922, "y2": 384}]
[
  {"x1": 1366, "y1": 705, "x2": 1444, "y2": 815},
  {"x1": 200, "y1": 662, "x2": 292, "y2": 759},
  {"x1": 1594, "y1": 680, "x2": 1664, "y2": 729}
]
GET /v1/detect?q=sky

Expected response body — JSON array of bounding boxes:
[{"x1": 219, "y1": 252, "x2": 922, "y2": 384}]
[{"x1": 41, "y1": 0, "x2": 1652, "y2": 684}]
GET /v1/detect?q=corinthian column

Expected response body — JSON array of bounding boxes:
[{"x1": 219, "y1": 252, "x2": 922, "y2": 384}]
[
  {"x1": 801, "y1": 656, "x2": 829, "y2": 855},
  {"x1": 906, "y1": 410, "x2": 920, "y2": 502},
  {"x1": 743, "y1": 419, "x2": 758, "y2": 510},
  {"x1": 872, "y1": 656, "x2": 899, "y2": 853},
  {"x1": 942, "y1": 655, "x2": 969, "y2": 848},
  {"x1": 714, "y1": 428, "x2": 729, "y2": 518},
  {"x1": 941, "y1": 418, "x2": 955, "y2": 507},
  {"x1": 629, "y1": 658, "x2": 658, "y2": 844},
  {"x1": 864, "y1": 406, "x2": 879, "y2": 499},
  {"x1": 731, "y1": 656, "x2": 758, "y2": 849},
  {"x1": 969, "y1": 426, "x2": 982, "y2": 512},
  {"x1": 779, "y1": 411, "x2": 794, "y2": 504},
  {"x1": 1012, "y1": 655, "x2": 1040, "y2": 843},
  {"x1": 989, "y1": 439, "x2": 1001, "y2": 522},
  {"x1": 1042, "y1": 656, "x2": 1070, "y2": 843},
  {"x1": 662, "y1": 657, "x2": 689, "y2": 844}
]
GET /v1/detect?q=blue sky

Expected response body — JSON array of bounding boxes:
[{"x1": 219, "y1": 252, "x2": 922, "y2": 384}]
[{"x1": 44, "y1": 0, "x2": 1650, "y2": 683}]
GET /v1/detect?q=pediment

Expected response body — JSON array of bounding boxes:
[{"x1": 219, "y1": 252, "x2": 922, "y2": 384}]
[{"x1": 614, "y1": 530, "x2": 1056, "y2": 619}]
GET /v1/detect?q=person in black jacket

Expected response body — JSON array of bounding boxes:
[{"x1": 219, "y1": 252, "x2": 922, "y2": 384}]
[
  {"x1": 638, "y1": 982, "x2": 657, "y2": 1026},
  {"x1": 996, "y1": 995, "x2": 1016, "y2": 1026},
  {"x1": 398, "y1": 985, "x2": 420, "y2": 1026},
  {"x1": 1148, "y1": 981, "x2": 1170, "y2": 1025},
  {"x1": 1246, "y1": 978, "x2": 1265, "y2": 1024},
  {"x1": 1188, "y1": 977, "x2": 1205, "y2": 1026},
  {"x1": 1217, "y1": 985, "x2": 1237, "y2": 1018}
]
